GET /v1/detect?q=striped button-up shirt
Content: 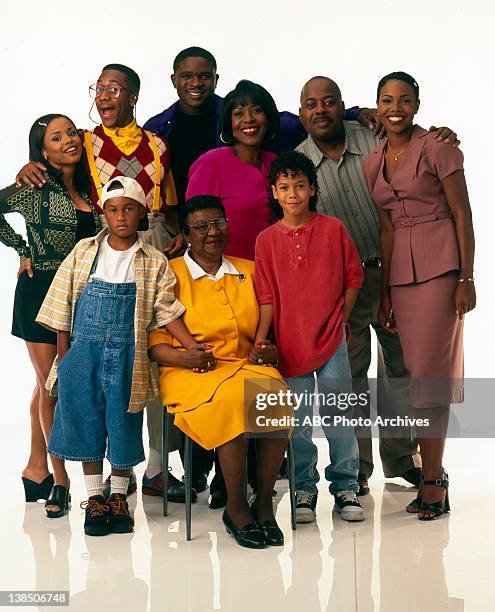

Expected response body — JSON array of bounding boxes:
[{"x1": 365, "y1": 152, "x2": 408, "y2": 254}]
[
  {"x1": 37, "y1": 229, "x2": 185, "y2": 413},
  {"x1": 296, "y1": 121, "x2": 381, "y2": 261}
]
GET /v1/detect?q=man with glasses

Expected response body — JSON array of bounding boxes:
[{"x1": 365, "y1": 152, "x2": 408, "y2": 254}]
[{"x1": 16, "y1": 63, "x2": 189, "y2": 503}]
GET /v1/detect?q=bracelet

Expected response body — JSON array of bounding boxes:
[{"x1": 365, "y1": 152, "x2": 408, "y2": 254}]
[{"x1": 458, "y1": 277, "x2": 475, "y2": 283}]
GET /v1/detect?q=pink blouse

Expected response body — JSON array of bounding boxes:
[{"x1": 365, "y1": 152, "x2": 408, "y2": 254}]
[
  {"x1": 186, "y1": 147, "x2": 276, "y2": 261},
  {"x1": 362, "y1": 125, "x2": 464, "y2": 286}
]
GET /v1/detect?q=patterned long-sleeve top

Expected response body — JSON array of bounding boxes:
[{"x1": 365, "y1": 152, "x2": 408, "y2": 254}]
[{"x1": 0, "y1": 173, "x2": 101, "y2": 270}]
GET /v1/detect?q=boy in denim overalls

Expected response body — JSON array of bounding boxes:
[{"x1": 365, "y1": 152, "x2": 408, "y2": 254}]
[{"x1": 38, "y1": 177, "x2": 204, "y2": 535}]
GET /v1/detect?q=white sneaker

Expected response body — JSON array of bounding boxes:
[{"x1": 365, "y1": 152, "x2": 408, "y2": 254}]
[
  {"x1": 295, "y1": 490, "x2": 318, "y2": 523},
  {"x1": 334, "y1": 491, "x2": 365, "y2": 521}
]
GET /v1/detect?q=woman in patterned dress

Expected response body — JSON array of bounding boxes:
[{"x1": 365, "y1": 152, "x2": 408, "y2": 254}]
[{"x1": 0, "y1": 114, "x2": 100, "y2": 514}]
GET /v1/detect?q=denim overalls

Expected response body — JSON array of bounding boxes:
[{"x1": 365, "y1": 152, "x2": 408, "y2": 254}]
[{"x1": 48, "y1": 269, "x2": 145, "y2": 469}]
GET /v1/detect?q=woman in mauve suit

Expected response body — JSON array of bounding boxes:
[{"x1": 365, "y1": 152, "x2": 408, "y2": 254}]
[{"x1": 362, "y1": 72, "x2": 476, "y2": 521}]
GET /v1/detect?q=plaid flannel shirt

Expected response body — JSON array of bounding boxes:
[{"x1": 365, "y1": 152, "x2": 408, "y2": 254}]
[{"x1": 36, "y1": 228, "x2": 185, "y2": 412}]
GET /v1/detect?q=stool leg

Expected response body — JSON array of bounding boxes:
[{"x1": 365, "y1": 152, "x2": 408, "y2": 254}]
[
  {"x1": 287, "y1": 440, "x2": 297, "y2": 530},
  {"x1": 162, "y1": 407, "x2": 169, "y2": 517},
  {"x1": 184, "y1": 435, "x2": 192, "y2": 541}
]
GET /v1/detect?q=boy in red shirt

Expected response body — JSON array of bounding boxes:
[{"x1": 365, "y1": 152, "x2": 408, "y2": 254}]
[{"x1": 254, "y1": 150, "x2": 364, "y2": 522}]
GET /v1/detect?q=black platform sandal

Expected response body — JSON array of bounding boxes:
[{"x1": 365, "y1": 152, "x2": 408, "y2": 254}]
[
  {"x1": 418, "y1": 470, "x2": 450, "y2": 521},
  {"x1": 22, "y1": 474, "x2": 54, "y2": 502},
  {"x1": 45, "y1": 485, "x2": 71, "y2": 518}
]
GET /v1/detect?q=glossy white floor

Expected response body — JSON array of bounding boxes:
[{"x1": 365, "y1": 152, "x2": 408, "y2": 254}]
[{"x1": 0, "y1": 424, "x2": 491, "y2": 612}]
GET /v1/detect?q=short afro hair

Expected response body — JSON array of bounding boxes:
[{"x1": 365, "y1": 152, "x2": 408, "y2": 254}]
[
  {"x1": 268, "y1": 150, "x2": 319, "y2": 221},
  {"x1": 220, "y1": 80, "x2": 279, "y2": 146},
  {"x1": 182, "y1": 195, "x2": 226, "y2": 234},
  {"x1": 102, "y1": 63, "x2": 141, "y2": 95},
  {"x1": 377, "y1": 71, "x2": 419, "y2": 102},
  {"x1": 173, "y1": 47, "x2": 217, "y2": 72}
]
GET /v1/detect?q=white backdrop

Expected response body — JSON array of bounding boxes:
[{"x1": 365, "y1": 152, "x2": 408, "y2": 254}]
[{"x1": 0, "y1": 0, "x2": 493, "y2": 428}]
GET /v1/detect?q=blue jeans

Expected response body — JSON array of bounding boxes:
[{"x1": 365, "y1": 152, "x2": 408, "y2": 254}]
[
  {"x1": 48, "y1": 279, "x2": 145, "y2": 469},
  {"x1": 289, "y1": 334, "x2": 359, "y2": 495}
]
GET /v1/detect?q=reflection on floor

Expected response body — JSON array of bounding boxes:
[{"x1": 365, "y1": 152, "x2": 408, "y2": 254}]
[{"x1": 0, "y1": 435, "x2": 490, "y2": 611}]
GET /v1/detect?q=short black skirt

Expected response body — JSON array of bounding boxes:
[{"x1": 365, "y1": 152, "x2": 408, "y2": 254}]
[{"x1": 12, "y1": 269, "x2": 57, "y2": 345}]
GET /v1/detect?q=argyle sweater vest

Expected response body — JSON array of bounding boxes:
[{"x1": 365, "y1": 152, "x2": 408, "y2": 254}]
[{"x1": 84, "y1": 125, "x2": 172, "y2": 214}]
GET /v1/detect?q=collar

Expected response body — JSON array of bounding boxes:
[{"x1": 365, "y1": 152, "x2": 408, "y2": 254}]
[
  {"x1": 184, "y1": 250, "x2": 239, "y2": 280},
  {"x1": 303, "y1": 121, "x2": 370, "y2": 166},
  {"x1": 370, "y1": 124, "x2": 429, "y2": 158},
  {"x1": 102, "y1": 118, "x2": 142, "y2": 140},
  {"x1": 91, "y1": 228, "x2": 152, "y2": 255}
]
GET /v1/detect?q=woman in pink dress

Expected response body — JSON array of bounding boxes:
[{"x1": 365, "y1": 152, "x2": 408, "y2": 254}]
[
  {"x1": 186, "y1": 79, "x2": 280, "y2": 261},
  {"x1": 362, "y1": 72, "x2": 476, "y2": 520}
]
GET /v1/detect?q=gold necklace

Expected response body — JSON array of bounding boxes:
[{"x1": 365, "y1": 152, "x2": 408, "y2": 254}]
[{"x1": 388, "y1": 143, "x2": 409, "y2": 162}]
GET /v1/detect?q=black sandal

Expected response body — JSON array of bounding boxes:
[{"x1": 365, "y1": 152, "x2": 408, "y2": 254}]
[
  {"x1": 418, "y1": 470, "x2": 450, "y2": 521},
  {"x1": 45, "y1": 485, "x2": 71, "y2": 518},
  {"x1": 22, "y1": 474, "x2": 54, "y2": 502}
]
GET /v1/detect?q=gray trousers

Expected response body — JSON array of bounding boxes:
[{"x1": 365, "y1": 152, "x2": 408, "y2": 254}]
[{"x1": 348, "y1": 267, "x2": 421, "y2": 478}]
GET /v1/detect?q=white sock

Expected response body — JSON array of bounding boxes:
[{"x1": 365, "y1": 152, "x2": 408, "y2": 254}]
[
  {"x1": 110, "y1": 475, "x2": 129, "y2": 496},
  {"x1": 146, "y1": 449, "x2": 162, "y2": 479},
  {"x1": 85, "y1": 474, "x2": 103, "y2": 498}
]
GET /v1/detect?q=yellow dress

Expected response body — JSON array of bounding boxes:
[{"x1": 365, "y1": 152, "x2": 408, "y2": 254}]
[{"x1": 148, "y1": 256, "x2": 291, "y2": 449}]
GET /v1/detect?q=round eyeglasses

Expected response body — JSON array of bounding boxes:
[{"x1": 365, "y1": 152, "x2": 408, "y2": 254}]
[{"x1": 89, "y1": 84, "x2": 130, "y2": 99}]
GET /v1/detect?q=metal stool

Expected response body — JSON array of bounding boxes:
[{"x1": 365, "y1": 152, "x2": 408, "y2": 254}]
[{"x1": 162, "y1": 406, "x2": 297, "y2": 541}]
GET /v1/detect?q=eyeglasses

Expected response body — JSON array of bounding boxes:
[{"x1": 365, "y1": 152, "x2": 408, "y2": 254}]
[
  {"x1": 187, "y1": 218, "x2": 228, "y2": 234},
  {"x1": 89, "y1": 84, "x2": 130, "y2": 99}
]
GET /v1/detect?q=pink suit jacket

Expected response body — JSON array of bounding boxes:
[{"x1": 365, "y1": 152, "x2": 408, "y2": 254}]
[{"x1": 362, "y1": 125, "x2": 464, "y2": 286}]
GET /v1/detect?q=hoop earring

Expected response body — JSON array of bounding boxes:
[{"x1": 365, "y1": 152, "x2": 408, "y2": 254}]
[
  {"x1": 219, "y1": 132, "x2": 229, "y2": 145},
  {"x1": 88, "y1": 101, "x2": 101, "y2": 125}
]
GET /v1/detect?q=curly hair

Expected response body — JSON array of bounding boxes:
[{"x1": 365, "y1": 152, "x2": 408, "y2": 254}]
[{"x1": 267, "y1": 150, "x2": 319, "y2": 220}]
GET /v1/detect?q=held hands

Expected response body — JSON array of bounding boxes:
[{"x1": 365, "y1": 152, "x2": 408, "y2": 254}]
[
  {"x1": 18, "y1": 257, "x2": 33, "y2": 279},
  {"x1": 455, "y1": 282, "x2": 476, "y2": 320},
  {"x1": 16, "y1": 162, "x2": 47, "y2": 188},
  {"x1": 249, "y1": 339, "x2": 278, "y2": 366},
  {"x1": 378, "y1": 296, "x2": 397, "y2": 333},
  {"x1": 183, "y1": 343, "x2": 216, "y2": 373}
]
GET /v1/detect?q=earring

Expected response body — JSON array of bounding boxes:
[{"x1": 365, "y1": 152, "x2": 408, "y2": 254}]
[
  {"x1": 219, "y1": 132, "x2": 229, "y2": 145},
  {"x1": 43, "y1": 153, "x2": 48, "y2": 160}
]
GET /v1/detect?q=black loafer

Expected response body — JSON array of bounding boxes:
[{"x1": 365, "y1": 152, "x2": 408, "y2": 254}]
[
  {"x1": 250, "y1": 503, "x2": 284, "y2": 546},
  {"x1": 222, "y1": 510, "x2": 266, "y2": 549},
  {"x1": 208, "y1": 489, "x2": 228, "y2": 509},
  {"x1": 401, "y1": 467, "x2": 422, "y2": 488},
  {"x1": 190, "y1": 473, "x2": 208, "y2": 493}
]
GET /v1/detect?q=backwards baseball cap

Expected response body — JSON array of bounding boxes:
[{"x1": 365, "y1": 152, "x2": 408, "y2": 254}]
[{"x1": 101, "y1": 176, "x2": 146, "y2": 207}]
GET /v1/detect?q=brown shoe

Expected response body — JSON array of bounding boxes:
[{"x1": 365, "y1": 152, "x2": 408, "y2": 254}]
[
  {"x1": 357, "y1": 473, "x2": 370, "y2": 496},
  {"x1": 142, "y1": 471, "x2": 197, "y2": 503}
]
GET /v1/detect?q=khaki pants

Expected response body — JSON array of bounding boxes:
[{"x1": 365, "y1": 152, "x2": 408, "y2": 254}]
[
  {"x1": 348, "y1": 267, "x2": 421, "y2": 478},
  {"x1": 99, "y1": 212, "x2": 182, "y2": 455}
]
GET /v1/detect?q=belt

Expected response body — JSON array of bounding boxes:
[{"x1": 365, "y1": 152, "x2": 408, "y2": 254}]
[
  {"x1": 362, "y1": 257, "x2": 381, "y2": 268},
  {"x1": 393, "y1": 212, "x2": 452, "y2": 229}
]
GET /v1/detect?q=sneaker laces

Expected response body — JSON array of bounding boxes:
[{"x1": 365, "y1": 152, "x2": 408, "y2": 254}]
[
  {"x1": 108, "y1": 495, "x2": 131, "y2": 517},
  {"x1": 80, "y1": 498, "x2": 108, "y2": 517},
  {"x1": 337, "y1": 491, "x2": 358, "y2": 503},
  {"x1": 296, "y1": 491, "x2": 317, "y2": 505}
]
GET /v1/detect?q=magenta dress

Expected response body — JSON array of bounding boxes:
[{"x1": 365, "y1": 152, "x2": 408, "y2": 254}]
[
  {"x1": 362, "y1": 125, "x2": 465, "y2": 408},
  {"x1": 186, "y1": 147, "x2": 276, "y2": 261}
]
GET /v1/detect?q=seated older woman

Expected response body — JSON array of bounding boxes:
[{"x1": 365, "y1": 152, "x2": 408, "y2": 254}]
[{"x1": 148, "y1": 195, "x2": 291, "y2": 549}]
